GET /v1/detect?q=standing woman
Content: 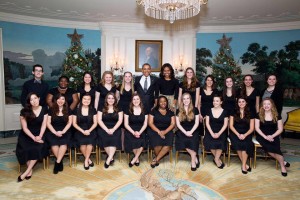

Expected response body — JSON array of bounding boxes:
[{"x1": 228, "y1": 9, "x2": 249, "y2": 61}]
[
  {"x1": 95, "y1": 71, "x2": 118, "y2": 111},
  {"x1": 204, "y1": 95, "x2": 228, "y2": 169},
  {"x1": 118, "y1": 71, "x2": 134, "y2": 112},
  {"x1": 255, "y1": 97, "x2": 289, "y2": 176},
  {"x1": 148, "y1": 96, "x2": 175, "y2": 168},
  {"x1": 239, "y1": 74, "x2": 260, "y2": 116},
  {"x1": 72, "y1": 93, "x2": 98, "y2": 170},
  {"x1": 16, "y1": 93, "x2": 48, "y2": 182},
  {"x1": 155, "y1": 63, "x2": 179, "y2": 111},
  {"x1": 260, "y1": 74, "x2": 283, "y2": 117},
  {"x1": 175, "y1": 93, "x2": 200, "y2": 171},
  {"x1": 46, "y1": 93, "x2": 72, "y2": 174},
  {"x1": 229, "y1": 96, "x2": 254, "y2": 174},
  {"x1": 77, "y1": 72, "x2": 97, "y2": 109},
  {"x1": 97, "y1": 92, "x2": 123, "y2": 168},
  {"x1": 199, "y1": 75, "x2": 219, "y2": 122},
  {"x1": 124, "y1": 94, "x2": 148, "y2": 167},
  {"x1": 222, "y1": 77, "x2": 237, "y2": 116},
  {"x1": 178, "y1": 67, "x2": 200, "y2": 110},
  {"x1": 47, "y1": 75, "x2": 79, "y2": 111}
]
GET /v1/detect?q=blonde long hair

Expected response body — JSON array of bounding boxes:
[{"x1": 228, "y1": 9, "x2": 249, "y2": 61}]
[
  {"x1": 100, "y1": 71, "x2": 115, "y2": 87},
  {"x1": 178, "y1": 93, "x2": 195, "y2": 122},
  {"x1": 120, "y1": 71, "x2": 134, "y2": 95},
  {"x1": 259, "y1": 97, "x2": 278, "y2": 123}
]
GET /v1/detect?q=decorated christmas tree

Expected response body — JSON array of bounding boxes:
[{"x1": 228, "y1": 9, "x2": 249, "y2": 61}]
[
  {"x1": 211, "y1": 34, "x2": 242, "y2": 89},
  {"x1": 62, "y1": 29, "x2": 96, "y2": 89}
]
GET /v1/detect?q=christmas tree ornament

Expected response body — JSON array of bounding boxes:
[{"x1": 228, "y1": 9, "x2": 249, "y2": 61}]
[{"x1": 73, "y1": 54, "x2": 78, "y2": 59}]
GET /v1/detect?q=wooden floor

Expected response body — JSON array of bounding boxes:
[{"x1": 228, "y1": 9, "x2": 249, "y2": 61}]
[{"x1": 0, "y1": 138, "x2": 299, "y2": 199}]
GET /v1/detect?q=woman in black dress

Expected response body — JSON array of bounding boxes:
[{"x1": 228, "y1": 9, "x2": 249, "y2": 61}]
[
  {"x1": 46, "y1": 93, "x2": 72, "y2": 174},
  {"x1": 155, "y1": 63, "x2": 179, "y2": 112},
  {"x1": 118, "y1": 72, "x2": 134, "y2": 112},
  {"x1": 124, "y1": 94, "x2": 148, "y2": 167},
  {"x1": 97, "y1": 92, "x2": 123, "y2": 168},
  {"x1": 175, "y1": 93, "x2": 200, "y2": 171},
  {"x1": 95, "y1": 71, "x2": 118, "y2": 111},
  {"x1": 260, "y1": 74, "x2": 283, "y2": 117},
  {"x1": 16, "y1": 92, "x2": 48, "y2": 182},
  {"x1": 77, "y1": 71, "x2": 97, "y2": 109},
  {"x1": 229, "y1": 96, "x2": 254, "y2": 174},
  {"x1": 148, "y1": 96, "x2": 175, "y2": 168},
  {"x1": 178, "y1": 67, "x2": 200, "y2": 110},
  {"x1": 47, "y1": 76, "x2": 79, "y2": 111},
  {"x1": 204, "y1": 95, "x2": 228, "y2": 169},
  {"x1": 222, "y1": 77, "x2": 236, "y2": 116},
  {"x1": 255, "y1": 97, "x2": 289, "y2": 176},
  {"x1": 72, "y1": 93, "x2": 98, "y2": 170},
  {"x1": 239, "y1": 74, "x2": 260, "y2": 116}
]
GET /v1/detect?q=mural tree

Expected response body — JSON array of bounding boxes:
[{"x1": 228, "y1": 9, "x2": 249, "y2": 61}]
[
  {"x1": 241, "y1": 40, "x2": 300, "y2": 88},
  {"x1": 211, "y1": 34, "x2": 242, "y2": 89},
  {"x1": 195, "y1": 48, "x2": 212, "y2": 83},
  {"x1": 62, "y1": 29, "x2": 96, "y2": 89}
]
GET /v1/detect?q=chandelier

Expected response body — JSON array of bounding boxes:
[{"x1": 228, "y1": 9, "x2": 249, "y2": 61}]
[{"x1": 137, "y1": 0, "x2": 208, "y2": 24}]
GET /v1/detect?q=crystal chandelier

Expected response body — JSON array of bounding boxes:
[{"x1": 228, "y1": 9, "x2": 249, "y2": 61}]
[{"x1": 137, "y1": 0, "x2": 208, "y2": 24}]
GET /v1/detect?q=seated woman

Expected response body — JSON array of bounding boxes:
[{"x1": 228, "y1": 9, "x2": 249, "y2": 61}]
[
  {"x1": 124, "y1": 94, "x2": 148, "y2": 167},
  {"x1": 204, "y1": 95, "x2": 228, "y2": 169},
  {"x1": 72, "y1": 93, "x2": 98, "y2": 170},
  {"x1": 175, "y1": 93, "x2": 200, "y2": 171},
  {"x1": 229, "y1": 96, "x2": 254, "y2": 174},
  {"x1": 97, "y1": 92, "x2": 123, "y2": 168},
  {"x1": 255, "y1": 97, "x2": 290, "y2": 177},
  {"x1": 46, "y1": 93, "x2": 72, "y2": 174},
  {"x1": 148, "y1": 95, "x2": 175, "y2": 168},
  {"x1": 16, "y1": 92, "x2": 48, "y2": 182}
]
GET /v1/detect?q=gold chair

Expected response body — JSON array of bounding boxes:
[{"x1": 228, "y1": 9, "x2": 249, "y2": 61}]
[
  {"x1": 252, "y1": 135, "x2": 278, "y2": 169},
  {"x1": 201, "y1": 118, "x2": 226, "y2": 164},
  {"x1": 18, "y1": 158, "x2": 47, "y2": 172},
  {"x1": 46, "y1": 147, "x2": 72, "y2": 169},
  {"x1": 74, "y1": 145, "x2": 99, "y2": 167},
  {"x1": 97, "y1": 146, "x2": 122, "y2": 164}
]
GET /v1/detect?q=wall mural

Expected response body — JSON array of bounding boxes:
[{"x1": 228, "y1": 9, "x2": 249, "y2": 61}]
[
  {"x1": 196, "y1": 30, "x2": 300, "y2": 106},
  {"x1": 0, "y1": 21, "x2": 101, "y2": 104}
]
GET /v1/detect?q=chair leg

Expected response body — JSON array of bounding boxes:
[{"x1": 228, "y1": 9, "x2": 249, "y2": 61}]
[
  {"x1": 127, "y1": 153, "x2": 130, "y2": 163},
  {"x1": 119, "y1": 150, "x2": 122, "y2": 162},
  {"x1": 18, "y1": 163, "x2": 21, "y2": 173},
  {"x1": 147, "y1": 148, "x2": 150, "y2": 163},
  {"x1": 175, "y1": 151, "x2": 179, "y2": 163},
  {"x1": 47, "y1": 156, "x2": 50, "y2": 169},
  {"x1": 227, "y1": 144, "x2": 231, "y2": 167},
  {"x1": 169, "y1": 149, "x2": 172, "y2": 163},
  {"x1": 43, "y1": 158, "x2": 46, "y2": 170},
  {"x1": 74, "y1": 148, "x2": 77, "y2": 167},
  {"x1": 69, "y1": 148, "x2": 72, "y2": 167},
  {"x1": 254, "y1": 146, "x2": 257, "y2": 169},
  {"x1": 222, "y1": 153, "x2": 226, "y2": 164},
  {"x1": 202, "y1": 150, "x2": 205, "y2": 164},
  {"x1": 96, "y1": 146, "x2": 99, "y2": 165}
]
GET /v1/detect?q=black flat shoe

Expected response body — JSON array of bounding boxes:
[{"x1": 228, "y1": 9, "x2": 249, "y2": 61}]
[
  {"x1": 104, "y1": 162, "x2": 110, "y2": 169},
  {"x1": 135, "y1": 161, "x2": 140, "y2": 166},
  {"x1": 191, "y1": 166, "x2": 197, "y2": 171},
  {"x1": 110, "y1": 159, "x2": 114, "y2": 165},
  {"x1": 284, "y1": 161, "x2": 290, "y2": 168},
  {"x1": 53, "y1": 162, "x2": 59, "y2": 174},
  {"x1": 84, "y1": 163, "x2": 89, "y2": 170},
  {"x1": 247, "y1": 167, "x2": 252, "y2": 172},
  {"x1": 150, "y1": 160, "x2": 157, "y2": 168},
  {"x1": 281, "y1": 172, "x2": 287, "y2": 177},
  {"x1": 58, "y1": 161, "x2": 64, "y2": 172},
  {"x1": 25, "y1": 176, "x2": 32, "y2": 180},
  {"x1": 89, "y1": 161, "x2": 94, "y2": 167},
  {"x1": 213, "y1": 160, "x2": 224, "y2": 169},
  {"x1": 17, "y1": 175, "x2": 24, "y2": 182},
  {"x1": 242, "y1": 168, "x2": 248, "y2": 174},
  {"x1": 129, "y1": 162, "x2": 134, "y2": 168}
]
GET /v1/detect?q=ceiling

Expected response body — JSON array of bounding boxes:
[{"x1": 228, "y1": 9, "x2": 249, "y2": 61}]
[{"x1": 0, "y1": 0, "x2": 299, "y2": 26}]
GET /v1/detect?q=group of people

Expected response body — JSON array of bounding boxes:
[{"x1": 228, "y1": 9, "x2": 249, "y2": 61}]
[{"x1": 16, "y1": 63, "x2": 289, "y2": 182}]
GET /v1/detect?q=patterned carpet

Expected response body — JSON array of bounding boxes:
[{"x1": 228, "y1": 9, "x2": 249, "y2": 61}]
[{"x1": 0, "y1": 137, "x2": 299, "y2": 200}]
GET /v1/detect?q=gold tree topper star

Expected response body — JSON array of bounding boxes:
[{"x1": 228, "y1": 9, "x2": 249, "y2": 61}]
[
  {"x1": 217, "y1": 34, "x2": 232, "y2": 49},
  {"x1": 67, "y1": 29, "x2": 84, "y2": 45}
]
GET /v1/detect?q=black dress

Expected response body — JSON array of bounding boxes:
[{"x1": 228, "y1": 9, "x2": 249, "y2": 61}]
[
  {"x1": 222, "y1": 92, "x2": 236, "y2": 116},
  {"x1": 238, "y1": 88, "x2": 260, "y2": 116},
  {"x1": 256, "y1": 116, "x2": 283, "y2": 155},
  {"x1": 96, "y1": 84, "x2": 117, "y2": 111},
  {"x1": 229, "y1": 114, "x2": 254, "y2": 157},
  {"x1": 179, "y1": 82, "x2": 200, "y2": 106},
  {"x1": 175, "y1": 108, "x2": 200, "y2": 152},
  {"x1": 200, "y1": 88, "x2": 219, "y2": 117},
  {"x1": 204, "y1": 109, "x2": 228, "y2": 151},
  {"x1": 45, "y1": 109, "x2": 71, "y2": 146},
  {"x1": 148, "y1": 109, "x2": 174, "y2": 148},
  {"x1": 16, "y1": 107, "x2": 48, "y2": 165},
  {"x1": 48, "y1": 87, "x2": 77, "y2": 111},
  {"x1": 73, "y1": 107, "x2": 97, "y2": 146},
  {"x1": 124, "y1": 109, "x2": 148, "y2": 153},
  {"x1": 155, "y1": 78, "x2": 179, "y2": 100},
  {"x1": 77, "y1": 86, "x2": 97, "y2": 108},
  {"x1": 118, "y1": 88, "x2": 132, "y2": 112},
  {"x1": 97, "y1": 111, "x2": 122, "y2": 149}
]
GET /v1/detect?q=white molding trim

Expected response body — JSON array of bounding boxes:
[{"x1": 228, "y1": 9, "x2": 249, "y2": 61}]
[
  {"x1": 197, "y1": 21, "x2": 300, "y2": 33},
  {"x1": 0, "y1": 28, "x2": 4, "y2": 130},
  {"x1": 0, "y1": 12, "x2": 100, "y2": 30}
]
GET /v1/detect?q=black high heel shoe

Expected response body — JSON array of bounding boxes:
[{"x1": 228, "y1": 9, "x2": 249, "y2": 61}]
[
  {"x1": 135, "y1": 160, "x2": 140, "y2": 166},
  {"x1": 213, "y1": 160, "x2": 224, "y2": 169},
  {"x1": 25, "y1": 176, "x2": 32, "y2": 180},
  {"x1": 284, "y1": 161, "x2": 290, "y2": 168},
  {"x1": 247, "y1": 166, "x2": 252, "y2": 172},
  {"x1": 89, "y1": 161, "x2": 94, "y2": 167},
  {"x1": 17, "y1": 175, "x2": 24, "y2": 182},
  {"x1": 191, "y1": 166, "x2": 197, "y2": 171},
  {"x1": 281, "y1": 171, "x2": 287, "y2": 177},
  {"x1": 104, "y1": 161, "x2": 110, "y2": 169},
  {"x1": 150, "y1": 160, "x2": 157, "y2": 168},
  {"x1": 241, "y1": 168, "x2": 248, "y2": 174},
  {"x1": 84, "y1": 163, "x2": 89, "y2": 170}
]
